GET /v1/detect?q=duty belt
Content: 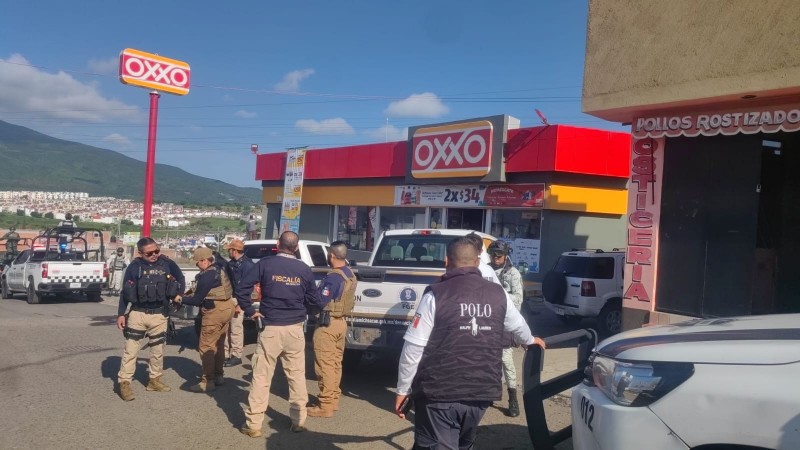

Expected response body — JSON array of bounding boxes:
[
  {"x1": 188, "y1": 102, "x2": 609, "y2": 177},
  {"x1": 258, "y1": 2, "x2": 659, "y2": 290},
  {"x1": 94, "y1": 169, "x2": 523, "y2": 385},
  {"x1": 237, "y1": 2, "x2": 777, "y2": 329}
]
[{"x1": 132, "y1": 305, "x2": 165, "y2": 314}]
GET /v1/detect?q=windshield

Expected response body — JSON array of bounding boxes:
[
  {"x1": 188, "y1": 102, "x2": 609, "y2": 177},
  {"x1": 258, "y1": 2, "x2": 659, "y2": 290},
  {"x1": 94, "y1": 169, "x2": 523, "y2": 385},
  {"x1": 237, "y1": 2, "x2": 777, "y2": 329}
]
[
  {"x1": 371, "y1": 235, "x2": 453, "y2": 268},
  {"x1": 244, "y1": 244, "x2": 300, "y2": 263}
]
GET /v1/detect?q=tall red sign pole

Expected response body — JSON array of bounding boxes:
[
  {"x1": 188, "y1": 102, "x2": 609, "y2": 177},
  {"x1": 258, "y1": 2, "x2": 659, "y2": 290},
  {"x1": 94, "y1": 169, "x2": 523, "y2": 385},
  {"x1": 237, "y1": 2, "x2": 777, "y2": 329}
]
[
  {"x1": 118, "y1": 48, "x2": 191, "y2": 238},
  {"x1": 142, "y1": 91, "x2": 161, "y2": 237}
]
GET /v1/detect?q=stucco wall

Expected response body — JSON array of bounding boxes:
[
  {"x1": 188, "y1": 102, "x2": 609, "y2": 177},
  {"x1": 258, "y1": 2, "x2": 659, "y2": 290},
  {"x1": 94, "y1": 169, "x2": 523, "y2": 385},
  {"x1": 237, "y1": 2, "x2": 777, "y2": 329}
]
[{"x1": 583, "y1": 0, "x2": 800, "y2": 122}]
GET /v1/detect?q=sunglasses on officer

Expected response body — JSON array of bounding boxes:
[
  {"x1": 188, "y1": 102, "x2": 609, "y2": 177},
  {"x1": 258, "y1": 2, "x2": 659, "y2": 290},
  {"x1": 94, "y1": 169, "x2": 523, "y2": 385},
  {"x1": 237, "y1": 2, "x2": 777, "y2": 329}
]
[{"x1": 142, "y1": 249, "x2": 160, "y2": 257}]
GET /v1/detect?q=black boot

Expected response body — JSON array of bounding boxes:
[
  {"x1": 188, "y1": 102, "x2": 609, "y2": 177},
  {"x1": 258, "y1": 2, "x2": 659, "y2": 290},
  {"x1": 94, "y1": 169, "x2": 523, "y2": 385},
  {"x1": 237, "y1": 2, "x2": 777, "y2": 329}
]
[{"x1": 507, "y1": 388, "x2": 520, "y2": 417}]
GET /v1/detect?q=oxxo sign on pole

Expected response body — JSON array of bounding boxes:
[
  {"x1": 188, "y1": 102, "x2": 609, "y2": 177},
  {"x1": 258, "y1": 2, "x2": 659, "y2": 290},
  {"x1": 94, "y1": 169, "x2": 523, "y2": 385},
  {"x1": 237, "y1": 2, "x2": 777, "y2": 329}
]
[{"x1": 119, "y1": 48, "x2": 190, "y2": 237}]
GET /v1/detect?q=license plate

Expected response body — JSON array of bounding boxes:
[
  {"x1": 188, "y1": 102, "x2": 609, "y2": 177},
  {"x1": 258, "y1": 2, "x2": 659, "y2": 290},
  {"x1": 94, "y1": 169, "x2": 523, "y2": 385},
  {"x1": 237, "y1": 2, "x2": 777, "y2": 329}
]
[
  {"x1": 70, "y1": 282, "x2": 81, "y2": 288},
  {"x1": 553, "y1": 306, "x2": 565, "y2": 316},
  {"x1": 357, "y1": 328, "x2": 382, "y2": 344}
]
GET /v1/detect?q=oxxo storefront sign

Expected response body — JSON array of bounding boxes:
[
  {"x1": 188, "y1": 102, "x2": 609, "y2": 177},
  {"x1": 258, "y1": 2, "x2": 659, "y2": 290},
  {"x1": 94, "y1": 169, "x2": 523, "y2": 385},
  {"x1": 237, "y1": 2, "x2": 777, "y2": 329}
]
[
  {"x1": 118, "y1": 48, "x2": 191, "y2": 96},
  {"x1": 406, "y1": 115, "x2": 511, "y2": 184}
]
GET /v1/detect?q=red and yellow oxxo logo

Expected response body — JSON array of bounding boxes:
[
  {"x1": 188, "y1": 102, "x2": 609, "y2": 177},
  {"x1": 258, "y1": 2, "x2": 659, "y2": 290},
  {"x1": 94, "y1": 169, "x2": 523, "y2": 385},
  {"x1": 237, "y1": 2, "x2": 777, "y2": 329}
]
[
  {"x1": 411, "y1": 120, "x2": 494, "y2": 178},
  {"x1": 119, "y1": 48, "x2": 191, "y2": 96}
]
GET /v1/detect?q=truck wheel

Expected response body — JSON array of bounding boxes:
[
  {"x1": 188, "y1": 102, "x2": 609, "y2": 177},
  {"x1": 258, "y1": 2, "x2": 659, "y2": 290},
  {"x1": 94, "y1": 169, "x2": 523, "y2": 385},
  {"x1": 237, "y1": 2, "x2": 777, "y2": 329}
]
[
  {"x1": 343, "y1": 349, "x2": 363, "y2": 370},
  {"x1": 86, "y1": 291, "x2": 103, "y2": 302},
  {"x1": 26, "y1": 281, "x2": 41, "y2": 305},
  {"x1": 1, "y1": 278, "x2": 11, "y2": 299},
  {"x1": 598, "y1": 299, "x2": 622, "y2": 336}
]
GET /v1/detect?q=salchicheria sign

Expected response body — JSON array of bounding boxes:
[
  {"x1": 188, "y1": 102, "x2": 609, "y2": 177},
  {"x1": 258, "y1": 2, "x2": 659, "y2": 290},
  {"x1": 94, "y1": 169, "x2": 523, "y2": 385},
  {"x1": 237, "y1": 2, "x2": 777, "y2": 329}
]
[{"x1": 633, "y1": 103, "x2": 800, "y2": 139}]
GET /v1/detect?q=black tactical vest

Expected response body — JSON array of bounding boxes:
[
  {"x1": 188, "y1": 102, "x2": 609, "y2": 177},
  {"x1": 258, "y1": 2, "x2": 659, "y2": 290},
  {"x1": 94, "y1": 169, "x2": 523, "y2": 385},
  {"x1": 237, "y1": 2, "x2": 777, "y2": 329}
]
[
  {"x1": 414, "y1": 267, "x2": 507, "y2": 402},
  {"x1": 128, "y1": 258, "x2": 178, "y2": 306}
]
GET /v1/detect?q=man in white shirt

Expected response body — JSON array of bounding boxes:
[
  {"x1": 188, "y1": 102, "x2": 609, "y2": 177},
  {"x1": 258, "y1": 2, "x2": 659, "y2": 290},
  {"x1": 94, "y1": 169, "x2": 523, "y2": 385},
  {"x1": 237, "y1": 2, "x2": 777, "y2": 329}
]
[{"x1": 394, "y1": 237, "x2": 545, "y2": 449}]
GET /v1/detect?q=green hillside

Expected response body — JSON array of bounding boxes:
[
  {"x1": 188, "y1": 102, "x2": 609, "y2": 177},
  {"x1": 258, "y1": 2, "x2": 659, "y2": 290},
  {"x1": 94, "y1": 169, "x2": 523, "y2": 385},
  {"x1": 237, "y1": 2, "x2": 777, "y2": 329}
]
[{"x1": 0, "y1": 120, "x2": 262, "y2": 205}]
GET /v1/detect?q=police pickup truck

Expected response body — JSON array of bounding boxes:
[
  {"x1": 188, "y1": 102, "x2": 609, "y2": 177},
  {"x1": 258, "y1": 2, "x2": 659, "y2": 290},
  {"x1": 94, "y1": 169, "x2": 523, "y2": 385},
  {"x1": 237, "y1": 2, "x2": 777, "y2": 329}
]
[
  {"x1": 0, "y1": 226, "x2": 107, "y2": 304},
  {"x1": 342, "y1": 229, "x2": 497, "y2": 366}
]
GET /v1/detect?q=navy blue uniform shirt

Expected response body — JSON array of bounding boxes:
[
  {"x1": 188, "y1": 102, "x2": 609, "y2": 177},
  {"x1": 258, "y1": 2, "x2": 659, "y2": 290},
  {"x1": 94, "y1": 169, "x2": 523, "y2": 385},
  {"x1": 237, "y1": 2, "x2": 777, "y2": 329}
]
[
  {"x1": 117, "y1": 256, "x2": 185, "y2": 315},
  {"x1": 180, "y1": 268, "x2": 222, "y2": 307},
  {"x1": 319, "y1": 266, "x2": 354, "y2": 303},
  {"x1": 236, "y1": 253, "x2": 327, "y2": 326}
]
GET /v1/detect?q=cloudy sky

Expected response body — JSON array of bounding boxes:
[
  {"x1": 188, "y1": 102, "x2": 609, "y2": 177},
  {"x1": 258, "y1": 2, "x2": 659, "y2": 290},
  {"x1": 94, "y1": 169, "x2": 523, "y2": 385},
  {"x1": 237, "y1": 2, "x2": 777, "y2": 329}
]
[{"x1": 0, "y1": 1, "x2": 621, "y2": 188}]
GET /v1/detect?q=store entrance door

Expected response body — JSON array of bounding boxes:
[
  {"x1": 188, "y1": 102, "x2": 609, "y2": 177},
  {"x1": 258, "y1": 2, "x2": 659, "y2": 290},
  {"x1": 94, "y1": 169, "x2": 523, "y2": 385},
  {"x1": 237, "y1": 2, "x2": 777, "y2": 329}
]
[{"x1": 446, "y1": 208, "x2": 485, "y2": 232}]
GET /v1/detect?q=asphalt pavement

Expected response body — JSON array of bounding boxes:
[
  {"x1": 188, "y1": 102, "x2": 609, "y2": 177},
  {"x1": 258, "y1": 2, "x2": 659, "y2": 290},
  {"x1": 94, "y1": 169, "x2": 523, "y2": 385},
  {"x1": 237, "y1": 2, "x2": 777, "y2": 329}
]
[{"x1": 0, "y1": 292, "x2": 584, "y2": 449}]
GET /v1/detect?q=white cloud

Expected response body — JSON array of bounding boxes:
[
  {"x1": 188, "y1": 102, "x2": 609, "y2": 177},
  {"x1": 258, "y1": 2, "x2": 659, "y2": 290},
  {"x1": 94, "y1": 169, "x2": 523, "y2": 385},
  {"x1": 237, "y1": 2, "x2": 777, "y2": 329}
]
[
  {"x1": 87, "y1": 57, "x2": 118, "y2": 74},
  {"x1": 295, "y1": 118, "x2": 355, "y2": 135},
  {"x1": 365, "y1": 124, "x2": 408, "y2": 141},
  {"x1": 275, "y1": 68, "x2": 315, "y2": 92},
  {"x1": 385, "y1": 92, "x2": 449, "y2": 118},
  {"x1": 103, "y1": 133, "x2": 132, "y2": 146},
  {"x1": 235, "y1": 109, "x2": 258, "y2": 119},
  {"x1": 0, "y1": 54, "x2": 141, "y2": 122}
]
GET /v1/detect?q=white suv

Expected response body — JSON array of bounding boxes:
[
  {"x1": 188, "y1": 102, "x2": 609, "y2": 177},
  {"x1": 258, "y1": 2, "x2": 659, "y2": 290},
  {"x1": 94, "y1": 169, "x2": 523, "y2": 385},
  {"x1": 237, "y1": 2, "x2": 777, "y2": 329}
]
[
  {"x1": 571, "y1": 314, "x2": 800, "y2": 450},
  {"x1": 542, "y1": 249, "x2": 624, "y2": 335}
]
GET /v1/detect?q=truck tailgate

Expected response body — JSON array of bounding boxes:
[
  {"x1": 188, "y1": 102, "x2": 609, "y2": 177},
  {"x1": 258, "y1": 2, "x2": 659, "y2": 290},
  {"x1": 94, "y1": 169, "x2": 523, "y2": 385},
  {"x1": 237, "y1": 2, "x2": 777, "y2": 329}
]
[
  {"x1": 352, "y1": 268, "x2": 441, "y2": 325},
  {"x1": 43, "y1": 262, "x2": 105, "y2": 286}
]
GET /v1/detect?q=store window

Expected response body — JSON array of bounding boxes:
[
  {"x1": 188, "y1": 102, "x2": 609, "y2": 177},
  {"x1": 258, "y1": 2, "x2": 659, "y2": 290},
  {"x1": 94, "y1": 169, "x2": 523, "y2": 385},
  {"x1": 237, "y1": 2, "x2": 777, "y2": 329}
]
[
  {"x1": 491, "y1": 209, "x2": 541, "y2": 239},
  {"x1": 429, "y1": 208, "x2": 444, "y2": 229},
  {"x1": 380, "y1": 207, "x2": 426, "y2": 232},
  {"x1": 337, "y1": 206, "x2": 376, "y2": 251}
]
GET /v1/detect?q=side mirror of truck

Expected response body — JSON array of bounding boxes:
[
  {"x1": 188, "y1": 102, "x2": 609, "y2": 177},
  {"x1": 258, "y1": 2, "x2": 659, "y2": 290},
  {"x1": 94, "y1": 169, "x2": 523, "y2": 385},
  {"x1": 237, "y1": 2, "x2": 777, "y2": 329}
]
[{"x1": 348, "y1": 259, "x2": 358, "y2": 267}]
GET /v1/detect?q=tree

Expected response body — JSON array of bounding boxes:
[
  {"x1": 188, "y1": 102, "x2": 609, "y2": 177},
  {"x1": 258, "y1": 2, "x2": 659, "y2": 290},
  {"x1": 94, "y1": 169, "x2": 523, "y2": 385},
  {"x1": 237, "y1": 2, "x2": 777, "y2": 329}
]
[
  {"x1": 121, "y1": 219, "x2": 134, "y2": 226},
  {"x1": 16, "y1": 209, "x2": 24, "y2": 216},
  {"x1": 44, "y1": 212, "x2": 54, "y2": 219},
  {"x1": 30, "y1": 211, "x2": 42, "y2": 218},
  {"x1": 72, "y1": 215, "x2": 81, "y2": 222}
]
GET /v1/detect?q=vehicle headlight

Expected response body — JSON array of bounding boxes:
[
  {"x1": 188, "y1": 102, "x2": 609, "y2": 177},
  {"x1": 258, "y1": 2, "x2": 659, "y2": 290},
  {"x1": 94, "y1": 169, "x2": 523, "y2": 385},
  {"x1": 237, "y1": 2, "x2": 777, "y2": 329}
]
[{"x1": 588, "y1": 354, "x2": 694, "y2": 407}]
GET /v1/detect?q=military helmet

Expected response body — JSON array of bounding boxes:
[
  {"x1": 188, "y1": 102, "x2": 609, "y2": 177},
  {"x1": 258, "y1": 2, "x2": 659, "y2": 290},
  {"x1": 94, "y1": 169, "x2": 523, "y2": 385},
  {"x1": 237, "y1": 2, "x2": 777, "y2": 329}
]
[
  {"x1": 487, "y1": 240, "x2": 510, "y2": 257},
  {"x1": 9, "y1": 226, "x2": 15, "y2": 232},
  {"x1": 116, "y1": 247, "x2": 124, "y2": 254}
]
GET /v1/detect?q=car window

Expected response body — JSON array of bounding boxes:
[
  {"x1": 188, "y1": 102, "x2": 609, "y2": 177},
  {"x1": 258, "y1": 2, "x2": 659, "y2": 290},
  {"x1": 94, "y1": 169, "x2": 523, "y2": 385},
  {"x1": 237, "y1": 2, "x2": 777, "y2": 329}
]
[
  {"x1": 373, "y1": 236, "x2": 449, "y2": 268},
  {"x1": 244, "y1": 244, "x2": 277, "y2": 262},
  {"x1": 307, "y1": 245, "x2": 328, "y2": 266},
  {"x1": 13, "y1": 250, "x2": 30, "y2": 264},
  {"x1": 553, "y1": 256, "x2": 615, "y2": 279}
]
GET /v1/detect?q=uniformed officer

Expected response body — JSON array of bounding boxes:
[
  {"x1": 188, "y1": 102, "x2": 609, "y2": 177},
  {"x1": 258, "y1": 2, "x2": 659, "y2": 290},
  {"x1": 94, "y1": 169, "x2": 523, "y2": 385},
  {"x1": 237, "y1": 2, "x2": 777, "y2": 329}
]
[
  {"x1": 222, "y1": 239, "x2": 254, "y2": 367},
  {"x1": 116, "y1": 237, "x2": 185, "y2": 402},
  {"x1": 307, "y1": 241, "x2": 357, "y2": 418},
  {"x1": 235, "y1": 231, "x2": 328, "y2": 438},
  {"x1": 106, "y1": 247, "x2": 130, "y2": 296},
  {"x1": 0, "y1": 226, "x2": 21, "y2": 256},
  {"x1": 488, "y1": 240, "x2": 525, "y2": 417},
  {"x1": 173, "y1": 247, "x2": 235, "y2": 392},
  {"x1": 395, "y1": 237, "x2": 545, "y2": 448}
]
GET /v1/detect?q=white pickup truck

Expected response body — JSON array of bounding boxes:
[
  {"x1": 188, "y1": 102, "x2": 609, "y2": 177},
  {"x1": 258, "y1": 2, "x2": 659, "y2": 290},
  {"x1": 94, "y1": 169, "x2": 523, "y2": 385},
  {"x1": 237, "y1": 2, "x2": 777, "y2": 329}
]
[
  {"x1": 341, "y1": 229, "x2": 498, "y2": 365},
  {"x1": 0, "y1": 227, "x2": 108, "y2": 304}
]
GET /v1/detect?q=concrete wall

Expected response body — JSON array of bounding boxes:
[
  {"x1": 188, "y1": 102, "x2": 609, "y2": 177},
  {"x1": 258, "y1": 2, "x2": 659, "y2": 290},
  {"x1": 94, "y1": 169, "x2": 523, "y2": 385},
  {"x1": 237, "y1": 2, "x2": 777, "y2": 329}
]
[
  {"x1": 532, "y1": 210, "x2": 627, "y2": 282},
  {"x1": 583, "y1": 0, "x2": 800, "y2": 121}
]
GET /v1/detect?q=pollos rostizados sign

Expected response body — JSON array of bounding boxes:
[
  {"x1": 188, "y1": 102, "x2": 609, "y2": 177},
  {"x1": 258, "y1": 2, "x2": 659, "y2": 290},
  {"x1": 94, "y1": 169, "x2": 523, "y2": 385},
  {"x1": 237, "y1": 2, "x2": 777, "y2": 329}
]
[{"x1": 406, "y1": 115, "x2": 510, "y2": 184}]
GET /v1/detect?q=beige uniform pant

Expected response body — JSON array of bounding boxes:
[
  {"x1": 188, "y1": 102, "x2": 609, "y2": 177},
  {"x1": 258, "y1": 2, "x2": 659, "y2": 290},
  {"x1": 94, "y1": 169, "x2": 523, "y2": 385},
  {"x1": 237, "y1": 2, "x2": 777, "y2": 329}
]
[
  {"x1": 312, "y1": 317, "x2": 347, "y2": 406},
  {"x1": 198, "y1": 299, "x2": 235, "y2": 383},
  {"x1": 223, "y1": 307, "x2": 244, "y2": 359},
  {"x1": 245, "y1": 322, "x2": 307, "y2": 430},
  {"x1": 108, "y1": 270, "x2": 124, "y2": 292},
  {"x1": 118, "y1": 309, "x2": 168, "y2": 383}
]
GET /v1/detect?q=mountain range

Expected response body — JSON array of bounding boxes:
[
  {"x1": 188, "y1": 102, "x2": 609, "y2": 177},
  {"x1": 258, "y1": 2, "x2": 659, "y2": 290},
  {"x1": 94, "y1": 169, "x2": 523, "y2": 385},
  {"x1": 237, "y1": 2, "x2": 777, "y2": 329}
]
[{"x1": 0, "y1": 120, "x2": 262, "y2": 205}]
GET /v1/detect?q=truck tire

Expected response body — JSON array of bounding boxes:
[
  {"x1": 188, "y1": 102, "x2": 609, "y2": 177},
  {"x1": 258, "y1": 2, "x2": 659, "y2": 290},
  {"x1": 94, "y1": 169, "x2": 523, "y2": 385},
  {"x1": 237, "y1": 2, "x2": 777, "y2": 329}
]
[
  {"x1": 27, "y1": 280, "x2": 41, "y2": 304},
  {"x1": 1, "y1": 277, "x2": 11, "y2": 299},
  {"x1": 343, "y1": 349, "x2": 363, "y2": 370},
  {"x1": 86, "y1": 291, "x2": 103, "y2": 302},
  {"x1": 597, "y1": 299, "x2": 622, "y2": 336}
]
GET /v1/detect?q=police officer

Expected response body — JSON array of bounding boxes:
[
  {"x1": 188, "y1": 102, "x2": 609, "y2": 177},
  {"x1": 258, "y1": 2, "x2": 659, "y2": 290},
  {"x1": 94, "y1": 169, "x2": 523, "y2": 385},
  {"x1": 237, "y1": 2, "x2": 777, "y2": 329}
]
[
  {"x1": 395, "y1": 237, "x2": 545, "y2": 448},
  {"x1": 222, "y1": 239, "x2": 254, "y2": 367},
  {"x1": 307, "y1": 241, "x2": 357, "y2": 418},
  {"x1": 235, "y1": 231, "x2": 328, "y2": 438},
  {"x1": 116, "y1": 237, "x2": 185, "y2": 402},
  {"x1": 106, "y1": 247, "x2": 130, "y2": 296},
  {"x1": 488, "y1": 240, "x2": 525, "y2": 417},
  {"x1": 173, "y1": 247, "x2": 235, "y2": 392}
]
